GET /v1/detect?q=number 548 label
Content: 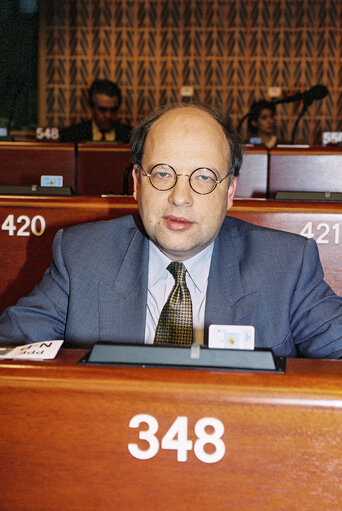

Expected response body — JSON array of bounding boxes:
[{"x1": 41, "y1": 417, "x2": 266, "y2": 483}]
[{"x1": 128, "y1": 414, "x2": 225, "y2": 464}]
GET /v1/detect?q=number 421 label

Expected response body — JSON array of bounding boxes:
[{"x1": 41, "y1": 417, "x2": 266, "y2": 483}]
[{"x1": 128, "y1": 414, "x2": 225, "y2": 464}]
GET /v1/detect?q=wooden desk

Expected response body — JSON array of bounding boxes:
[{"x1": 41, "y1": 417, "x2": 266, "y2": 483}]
[
  {"x1": 76, "y1": 143, "x2": 132, "y2": 195},
  {"x1": 0, "y1": 196, "x2": 137, "y2": 311},
  {"x1": 0, "y1": 350, "x2": 341, "y2": 510},
  {"x1": 0, "y1": 197, "x2": 342, "y2": 313},
  {"x1": 76, "y1": 145, "x2": 268, "y2": 198},
  {"x1": 269, "y1": 146, "x2": 342, "y2": 197},
  {"x1": 230, "y1": 199, "x2": 342, "y2": 294},
  {"x1": 0, "y1": 142, "x2": 75, "y2": 188},
  {"x1": 235, "y1": 147, "x2": 268, "y2": 198}
]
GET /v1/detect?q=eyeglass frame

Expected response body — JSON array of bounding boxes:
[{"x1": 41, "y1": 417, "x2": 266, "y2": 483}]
[{"x1": 139, "y1": 163, "x2": 231, "y2": 195}]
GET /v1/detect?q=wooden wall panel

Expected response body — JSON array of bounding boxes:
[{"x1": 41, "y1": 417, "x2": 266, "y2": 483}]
[{"x1": 38, "y1": 0, "x2": 342, "y2": 145}]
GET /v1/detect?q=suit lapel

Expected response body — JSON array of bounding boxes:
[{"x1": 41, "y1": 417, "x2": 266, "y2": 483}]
[
  {"x1": 204, "y1": 219, "x2": 258, "y2": 342},
  {"x1": 98, "y1": 225, "x2": 149, "y2": 344}
]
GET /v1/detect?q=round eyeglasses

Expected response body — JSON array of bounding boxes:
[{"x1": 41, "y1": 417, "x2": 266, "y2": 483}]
[{"x1": 140, "y1": 164, "x2": 230, "y2": 195}]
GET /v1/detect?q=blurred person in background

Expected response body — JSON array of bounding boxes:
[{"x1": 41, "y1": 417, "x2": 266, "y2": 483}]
[
  {"x1": 247, "y1": 100, "x2": 277, "y2": 148},
  {"x1": 60, "y1": 79, "x2": 131, "y2": 143}
]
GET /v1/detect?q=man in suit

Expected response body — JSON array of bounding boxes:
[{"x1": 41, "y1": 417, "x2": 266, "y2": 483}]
[
  {"x1": 60, "y1": 79, "x2": 131, "y2": 143},
  {"x1": 1, "y1": 103, "x2": 342, "y2": 358}
]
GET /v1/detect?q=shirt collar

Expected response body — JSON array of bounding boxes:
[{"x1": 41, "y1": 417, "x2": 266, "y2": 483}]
[
  {"x1": 149, "y1": 241, "x2": 214, "y2": 292},
  {"x1": 92, "y1": 120, "x2": 116, "y2": 141}
]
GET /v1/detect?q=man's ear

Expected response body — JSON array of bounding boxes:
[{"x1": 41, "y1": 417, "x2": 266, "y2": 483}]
[
  {"x1": 132, "y1": 164, "x2": 140, "y2": 201},
  {"x1": 227, "y1": 176, "x2": 237, "y2": 211}
]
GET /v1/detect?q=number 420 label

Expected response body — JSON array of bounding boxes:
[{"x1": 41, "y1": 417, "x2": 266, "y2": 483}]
[{"x1": 128, "y1": 414, "x2": 225, "y2": 464}]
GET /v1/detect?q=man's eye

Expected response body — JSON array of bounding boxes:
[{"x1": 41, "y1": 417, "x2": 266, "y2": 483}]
[
  {"x1": 197, "y1": 174, "x2": 212, "y2": 181},
  {"x1": 152, "y1": 172, "x2": 174, "y2": 183},
  {"x1": 194, "y1": 171, "x2": 215, "y2": 182}
]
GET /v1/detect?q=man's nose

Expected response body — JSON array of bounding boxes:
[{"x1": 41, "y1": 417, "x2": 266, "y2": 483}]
[{"x1": 168, "y1": 175, "x2": 193, "y2": 206}]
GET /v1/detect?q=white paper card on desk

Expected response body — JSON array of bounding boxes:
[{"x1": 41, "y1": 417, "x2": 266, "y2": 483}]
[
  {"x1": 0, "y1": 340, "x2": 64, "y2": 360},
  {"x1": 40, "y1": 175, "x2": 63, "y2": 187},
  {"x1": 208, "y1": 325, "x2": 255, "y2": 350}
]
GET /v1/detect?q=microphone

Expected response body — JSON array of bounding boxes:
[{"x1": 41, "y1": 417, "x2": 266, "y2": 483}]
[{"x1": 275, "y1": 84, "x2": 328, "y2": 105}]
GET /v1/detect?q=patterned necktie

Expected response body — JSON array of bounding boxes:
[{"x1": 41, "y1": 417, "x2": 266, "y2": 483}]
[{"x1": 154, "y1": 262, "x2": 193, "y2": 345}]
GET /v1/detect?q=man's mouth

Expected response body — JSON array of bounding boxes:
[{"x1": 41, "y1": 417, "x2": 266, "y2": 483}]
[{"x1": 163, "y1": 216, "x2": 193, "y2": 231}]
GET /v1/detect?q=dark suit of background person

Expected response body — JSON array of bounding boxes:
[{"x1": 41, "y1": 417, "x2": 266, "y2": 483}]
[
  {"x1": 60, "y1": 118, "x2": 131, "y2": 144},
  {"x1": 60, "y1": 79, "x2": 131, "y2": 143},
  {"x1": 0, "y1": 104, "x2": 342, "y2": 359}
]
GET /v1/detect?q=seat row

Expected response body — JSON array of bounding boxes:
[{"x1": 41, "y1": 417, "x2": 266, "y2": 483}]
[
  {"x1": 1, "y1": 195, "x2": 341, "y2": 313},
  {"x1": 0, "y1": 142, "x2": 342, "y2": 197}
]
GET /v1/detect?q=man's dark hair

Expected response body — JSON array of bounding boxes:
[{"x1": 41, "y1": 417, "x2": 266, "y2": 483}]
[
  {"x1": 88, "y1": 79, "x2": 122, "y2": 108},
  {"x1": 130, "y1": 103, "x2": 244, "y2": 178},
  {"x1": 248, "y1": 100, "x2": 276, "y2": 134}
]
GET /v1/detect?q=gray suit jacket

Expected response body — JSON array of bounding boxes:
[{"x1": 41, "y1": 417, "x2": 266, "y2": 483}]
[{"x1": 1, "y1": 215, "x2": 342, "y2": 358}]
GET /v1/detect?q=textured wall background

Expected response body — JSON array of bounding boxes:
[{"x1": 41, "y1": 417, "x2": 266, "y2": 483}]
[{"x1": 38, "y1": 0, "x2": 342, "y2": 144}]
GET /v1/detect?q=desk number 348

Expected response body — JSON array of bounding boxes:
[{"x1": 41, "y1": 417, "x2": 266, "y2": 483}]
[{"x1": 128, "y1": 414, "x2": 225, "y2": 464}]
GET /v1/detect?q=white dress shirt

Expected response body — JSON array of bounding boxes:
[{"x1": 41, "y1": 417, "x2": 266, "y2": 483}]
[{"x1": 145, "y1": 241, "x2": 214, "y2": 344}]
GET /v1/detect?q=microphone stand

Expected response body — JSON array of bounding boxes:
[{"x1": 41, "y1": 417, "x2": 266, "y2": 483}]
[{"x1": 290, "y1": 97, "x2": 313, "y2": 145}]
